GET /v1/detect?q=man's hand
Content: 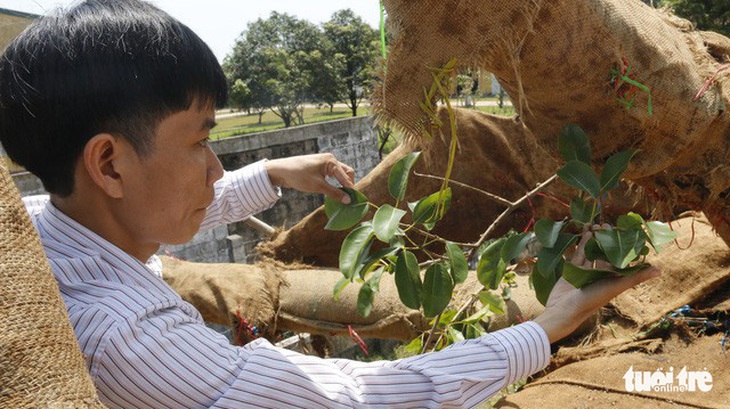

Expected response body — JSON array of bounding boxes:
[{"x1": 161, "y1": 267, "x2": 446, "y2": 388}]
[
  {"x1": 532, "y1": 230, "x2": 661, "y2": 343},
  {"x1": 265, "y1": 154, "x2": 356, "y2": 204}
]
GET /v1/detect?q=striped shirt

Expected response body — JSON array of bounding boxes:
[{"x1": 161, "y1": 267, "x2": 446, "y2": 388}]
[{"x1": 24, "y1": 160, "x2": 550, "y2": 408}]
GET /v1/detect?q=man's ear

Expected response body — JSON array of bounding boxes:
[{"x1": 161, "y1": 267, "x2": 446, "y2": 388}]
[{"x1": 82, "y1": 133, "x2": 125, "y2": 199}]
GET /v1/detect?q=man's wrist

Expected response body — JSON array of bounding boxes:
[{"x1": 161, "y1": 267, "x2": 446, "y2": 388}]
[
  {"x1": 532, "y1": 310, "x2": 571, "y2": 344},
  {"x1": 263, "y1": 159, "x2": 285, "y2": 188}
]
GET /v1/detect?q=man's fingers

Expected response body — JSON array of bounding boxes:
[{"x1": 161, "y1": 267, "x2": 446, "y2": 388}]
[
  {"x1": 319, "y1": 180, "x2": 352, "y2": 204},
  {"x1": 570, "y1": 231, "x2": 593, "y2": 267},
  {"x1": 326, "y1": 160, "x2": 355, "y2": 189},
  {"x1": 582, "y1": 265, "x2": 661, "y2": 311}
]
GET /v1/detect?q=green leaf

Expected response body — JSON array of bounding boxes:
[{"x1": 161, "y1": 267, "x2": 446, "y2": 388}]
[
  {"x1": 357, "y1": 285, "x2": 375, "y2": 317},
  {"x1": 411, "y1": 188, "x2": 452, "y2": 225},
  {"x1": 388, "y1": 152, "x2": 422, "y2": 201},
  {"x1": 333, "y1": 276, "x2": 350, "y2": 300},
  {"x1": 478, "y1": 291, "x2": 507, "y2": 315},
  {"x1": 645, "y1": 221, "x2": 677, "y2": 252},
  {"x1": 617, "y1": 212, "x2": 644, "y2": 231},
  {"x1": 422, "y1": 264, "x2": 454, "y2": 318},
  {"x1": 531, "y1": 261, "x2": 562, "y2": 306},
  {"x1": 357, "y1": 268, "x2": 384, "y2": 317},
  {"x1": 476, "y1": 238, "x2": 507, "y2": 290},
  {"x1": 465, "y1": 323, "x2": 487, "y2": 339},
  {"x1": 584, "y1": 237, "x2": 606, "y2": 262},
  {"x1": 562, "y1": 262, "x2": 616, "y2": 288},
  {"x1": 394, "y1": 251, "x2": 423, "y2": 310},
  {"x1": 356, "y1": 246, "x2": 400, "y2": 280},
  {"x1": 501, "y1": 232, "x2": 534, "y2": 262},
  {"x1": 447, "y1": 326, "x2": 465, "y2": 343},
  {"x1": 570, "y1": 196, "x2": 596, "y2": 225},
  {"x1": 558, "y1": 124, "x2": 592, "y2": 165},
  {"x1": 445, "y1": 242, "x2": 469, "y2": 285},
  {"x1": 599, "y1": 150, "x2": 636, "y2": 192},
  {"x1": 616, "y1": 262, "x2": 651, "y2": 277},
  {"x1": 438, "y1": 309, "x2": 459, "y2": 325},
  {"x1": 594, "y1": 228, "x2": 646, "y2": 269},
  {"x1": 401, "y1": 336, "x2": 423, "y2": 356},
  {"x1": 535, "y1": 219, "x2": 564, "y2": 248},
  {"x1": 459, "y1": 305, "x2": 491, "y2": 325},
  {"x1": 535, "y1": 233, "x2": 578, "y2": 278},
  {"x1": 557, "y1": 161, "x2": 601, "y2": 198},
  {"x1": 339, "y1": 224, "x2": 374, "y2": 279},
  {"x1": 372, "y1": 205, "x2": 407, "y2": 243},
  {"x1": 324, "y1": 188, "x2": 370, "y2": 231}
]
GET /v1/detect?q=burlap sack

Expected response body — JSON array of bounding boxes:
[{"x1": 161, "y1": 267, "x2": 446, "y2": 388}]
[
  {"x1": 0, "y1": 165, "x2": 104, "y2": 407},
  {"x1": 497, "y1": 334, "x2": 730, "y2": 408},
  {"x1": 161, "y1": 255, "x2": 285, "y2": 344},
  {"x1": 375, "y1": 0, "x2": 730, "y2": 245}
]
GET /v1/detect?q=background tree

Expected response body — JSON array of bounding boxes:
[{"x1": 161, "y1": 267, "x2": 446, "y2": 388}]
[
  {"x1": 643, "y1": 0, "x2": 730, "y2": 37},
  {"x1": 224, "y1": 12, "x2": 325, "y2": 127},
  {"x1": 308, "y1": 48, "x2": 346, "y2": 113},
  {"x1": 228, "y1": 79, "x2": 251, "y2": 112},
  {"x1": 664, "y1": 0, "x2": 730, "y2": 37},
  {"x1": 323, "y1": 10, "x2": 379, "y2": 117}
]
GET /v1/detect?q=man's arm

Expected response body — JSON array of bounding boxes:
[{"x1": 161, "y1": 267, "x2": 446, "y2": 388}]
[
  {"x1": 199, "y1": 160, "x2": 280, "y2": 232},
  {"x1": 92, "y1": 308, "x2": 548, "y2": 408},
  {"x1": 199, "y1": 153, "x2": 355, "y2": 232}
]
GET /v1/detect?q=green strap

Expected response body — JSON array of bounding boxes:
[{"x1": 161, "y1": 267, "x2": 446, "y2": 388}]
[{"x1": 380, "y1": 1, "x2": 387, "y2": 59}]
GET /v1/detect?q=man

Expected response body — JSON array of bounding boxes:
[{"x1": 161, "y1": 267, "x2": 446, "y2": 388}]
[{"x1": 0, "y1": 1, "x2": 659, "y2": 407}]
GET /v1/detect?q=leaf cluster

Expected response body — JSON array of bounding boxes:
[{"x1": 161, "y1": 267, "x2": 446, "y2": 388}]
[
  {"x1": 528, "y1": 124, "x2": 676, "y2": 303},
  {"x1": 325, "y1": 122, "x2": 677, "y2": 353},
  {"x1": 325, "y1": 152, "x2": 461, "y2": 318}
]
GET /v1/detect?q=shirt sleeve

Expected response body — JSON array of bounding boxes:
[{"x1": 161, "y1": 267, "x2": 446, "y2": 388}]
[
  {"x1": 93, "y1": 305, "x2": 550, "y2": 409},
  {"x1": 199, "y1": 160, "x2": 281, "y2": 231}
]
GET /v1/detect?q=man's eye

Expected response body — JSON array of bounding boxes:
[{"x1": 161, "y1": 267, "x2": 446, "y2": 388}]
[{"x1": 198, "y1": 137, "x2": 211, "y2": 147}]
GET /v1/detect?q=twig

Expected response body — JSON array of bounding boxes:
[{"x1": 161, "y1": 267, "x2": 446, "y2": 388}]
[
  {"x1": 431, "y1": 293, "x2": 481, "y2": 351},
  {"x1": 467, "y1": 174, "x2": 559, "y2": 261},
  {"x1": 414, "y1": 172, "x2": 512, "y2": 206},
  {"x1": 402, "y1": 222, "x2": 475, "y2": 248},
  {"x1": 420, "y1": 312, "x2": 442, "y2": 354}
]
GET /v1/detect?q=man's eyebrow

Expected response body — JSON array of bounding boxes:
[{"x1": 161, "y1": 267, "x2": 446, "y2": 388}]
[{"x1": 202, "y1": 118, "x2": 218, "y2": 130}]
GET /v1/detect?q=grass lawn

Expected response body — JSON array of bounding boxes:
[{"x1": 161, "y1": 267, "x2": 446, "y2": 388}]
[
  {"x1": 475, "y1": 104, "x2": 516, "y2": 116},
  {"x1": 211, "y1": 106, "x2": 368, "y2": 140},
  {"x1": 211, "y1": 98, "x2": 513, "y2": 141}
]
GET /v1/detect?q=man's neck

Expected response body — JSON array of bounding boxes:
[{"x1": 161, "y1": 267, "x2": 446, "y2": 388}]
[{"x1": 50, "y1": 193, "x2": 159, "y2": 263}]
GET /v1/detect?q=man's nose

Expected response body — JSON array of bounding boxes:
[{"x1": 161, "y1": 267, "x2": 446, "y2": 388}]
[{"x1": 206, "y1": 146, "x2": 224, "y2": 185}]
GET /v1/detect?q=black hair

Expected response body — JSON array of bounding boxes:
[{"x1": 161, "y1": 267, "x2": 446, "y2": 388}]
[{"x1": 0, "y1": 0, "x2": 228, "y2": 196}]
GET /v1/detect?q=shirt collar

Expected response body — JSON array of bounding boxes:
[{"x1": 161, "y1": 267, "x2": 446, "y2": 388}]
[{"x1": 39, "y1": 202, "x2": 171, "y2": 291}]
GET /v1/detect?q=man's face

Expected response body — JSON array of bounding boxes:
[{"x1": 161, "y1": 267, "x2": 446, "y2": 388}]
[{"x1": 116, "y1": 101, "x2": 223, "y2": 252}]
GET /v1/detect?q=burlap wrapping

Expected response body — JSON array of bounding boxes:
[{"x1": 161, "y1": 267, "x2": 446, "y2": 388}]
[
  {"x1": 498, "y1": 335, "x2": 730, "y2": 409},
  {"x1": 278, "y1": 268, "x2": 544, "y2": 341},
  {"x1": 612, "y1": 215, "x2": 730, "y2": 327},
  {"x1": 375, "y1": 0, "x2": 730, "y2": 244},
  {"x1": 0, "y1": 165, "x2": 104, "y2": 407}
]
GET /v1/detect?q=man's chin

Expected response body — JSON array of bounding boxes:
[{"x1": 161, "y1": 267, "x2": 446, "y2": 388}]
[{"x1": 163, "y1": 224, "x2": 203, "y2": 246}]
